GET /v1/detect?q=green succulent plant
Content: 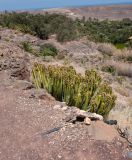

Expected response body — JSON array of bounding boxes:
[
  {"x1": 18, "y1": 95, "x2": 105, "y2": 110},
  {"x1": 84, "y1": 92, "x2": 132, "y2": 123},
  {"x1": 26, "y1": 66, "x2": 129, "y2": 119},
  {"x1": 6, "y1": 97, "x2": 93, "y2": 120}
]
[{"x1": 32, "y1": 63, "x2": 116, "y2": 116}]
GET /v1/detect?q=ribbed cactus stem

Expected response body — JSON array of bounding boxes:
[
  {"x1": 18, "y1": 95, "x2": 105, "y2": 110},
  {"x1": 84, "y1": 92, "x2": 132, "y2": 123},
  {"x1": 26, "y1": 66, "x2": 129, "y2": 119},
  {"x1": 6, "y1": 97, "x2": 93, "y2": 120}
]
[{"x1": 31, "y1": 63, "x2": 116, "y2": 116}]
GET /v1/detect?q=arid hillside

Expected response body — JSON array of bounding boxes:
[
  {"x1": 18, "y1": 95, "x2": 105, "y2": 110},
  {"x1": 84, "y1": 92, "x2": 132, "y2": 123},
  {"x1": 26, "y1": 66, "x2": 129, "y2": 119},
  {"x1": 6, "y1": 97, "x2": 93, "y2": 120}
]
[
  {"x1": 0, "y1": 7, "x2": 132, "y2": 159},
  {"x1": 0, "y1": 27, "x2": 132, "y2": 159},
  {"x1": 36, "y1": 4, "x2": 132, "y2": 20},
  {"x1": 70, "y1": 4, "x2": 132, "y2": 20}
]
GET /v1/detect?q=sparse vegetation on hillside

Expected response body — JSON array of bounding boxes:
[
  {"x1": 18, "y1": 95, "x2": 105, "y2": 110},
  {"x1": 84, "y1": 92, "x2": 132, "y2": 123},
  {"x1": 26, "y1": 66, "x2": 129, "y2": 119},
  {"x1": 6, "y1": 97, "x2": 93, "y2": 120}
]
[
  {"x1": 115, "y1": 49, "x2": 132, "y2": 63},
  {"x1": 113, "y1": 61, "x2": 132, "y2": 77},
  {"x1": 102, "y1": 60, "x2": 132, "y2": 78},
  {"x1": 32, "y1": 64, "x2": 116, "y2": 116},
  {"x1": 0, "y1": 12, "x2": 132, "y2": 47}
]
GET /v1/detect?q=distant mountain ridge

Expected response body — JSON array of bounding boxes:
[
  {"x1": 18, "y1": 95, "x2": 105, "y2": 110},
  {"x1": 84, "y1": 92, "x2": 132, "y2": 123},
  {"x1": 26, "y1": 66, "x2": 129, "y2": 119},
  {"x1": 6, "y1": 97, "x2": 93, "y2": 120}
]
[{"x1": 0, "y1": 0, "x2": 132, "y2": 11}]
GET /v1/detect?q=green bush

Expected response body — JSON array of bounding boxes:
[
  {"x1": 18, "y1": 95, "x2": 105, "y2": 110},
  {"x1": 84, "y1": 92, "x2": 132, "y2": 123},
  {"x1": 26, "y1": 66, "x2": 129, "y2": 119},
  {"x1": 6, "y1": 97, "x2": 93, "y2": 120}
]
[
  {"x1": 115, "y1": 43, "x2": 126, "y2": 49},
  {"x1": 22, "y1": 41, "x2": 32, "y2": 53},
  {"x1": 32, "y1": 64, "x2": 116, "y2": 116},
  {"x1": 0, "y1": 12, "x2": 78, "y2": 42},
  {"x1": 39, "y1": 43, "x2": 58, "y2": 57}
]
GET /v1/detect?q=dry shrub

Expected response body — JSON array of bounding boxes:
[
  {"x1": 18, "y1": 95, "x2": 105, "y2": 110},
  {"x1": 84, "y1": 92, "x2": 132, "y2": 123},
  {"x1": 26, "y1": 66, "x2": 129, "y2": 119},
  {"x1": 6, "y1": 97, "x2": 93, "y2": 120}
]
[
  {"x1": 104, "y1": 60, "x2": 132, "y2": 78},
  {"x1": 97, "y1": 43, "x2": 132, "y2": 63},
  {"x1": 97, "y1": 43, "x2": 117, "y2": 56},
  {"x1": 113, "y1": 62, "x2": 132, "y2": 77},
  {"x1": 113, "y1": 49, "x2": 132, "y2": 62}
]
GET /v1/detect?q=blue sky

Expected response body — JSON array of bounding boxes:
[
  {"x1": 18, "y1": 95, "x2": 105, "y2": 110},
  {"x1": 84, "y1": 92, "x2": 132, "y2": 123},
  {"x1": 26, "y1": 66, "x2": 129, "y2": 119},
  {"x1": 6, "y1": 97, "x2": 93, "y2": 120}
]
[{"x1": 0, "y1": 0, "x2": 132, "y2": 11}]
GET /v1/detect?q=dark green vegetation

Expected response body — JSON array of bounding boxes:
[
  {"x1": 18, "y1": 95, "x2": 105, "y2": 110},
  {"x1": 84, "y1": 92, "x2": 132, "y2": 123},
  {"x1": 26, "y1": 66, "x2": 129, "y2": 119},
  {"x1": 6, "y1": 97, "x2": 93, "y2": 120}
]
[
  {"x1": 0, "y1": 12, "x2": 132, "y2": 46},
  {"x1": 39, "y1": 43, "x2": 58, "y2": 57},
  {"x1": 32, "y1": 64, "x2": 116, "y2": 116},
  {"x1": 82, "y1": 18, "x2": 132, "y2": 47},
  {"x1": 102, "y1": 65, "x2": 116, "y2": 75},
  {"x1": 21, "y1": 41, "x2": 58, "y2": 57},
  {"x1": 115, "y1": 43, "x2": 126, "y2": 49},
  {"x1": 0, "y1": 12, "x2": 77, "y2": 42},
  {"x1": 22, "y1": 41, "x2": 32, "y2": 53}
]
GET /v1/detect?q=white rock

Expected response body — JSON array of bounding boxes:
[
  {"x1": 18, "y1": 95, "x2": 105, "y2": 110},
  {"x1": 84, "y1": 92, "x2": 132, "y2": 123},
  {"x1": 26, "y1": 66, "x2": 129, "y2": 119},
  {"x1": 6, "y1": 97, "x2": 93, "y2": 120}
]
[{"x1": 84, "y1": 117, "x2": 91, "y2": 125}]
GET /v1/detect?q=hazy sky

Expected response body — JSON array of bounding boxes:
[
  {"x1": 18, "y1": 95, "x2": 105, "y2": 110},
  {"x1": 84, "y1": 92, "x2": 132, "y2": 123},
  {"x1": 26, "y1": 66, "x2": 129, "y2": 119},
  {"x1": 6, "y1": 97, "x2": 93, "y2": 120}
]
[{"x1": 0, "y1": 0, "x2": 132, "y2": 11}]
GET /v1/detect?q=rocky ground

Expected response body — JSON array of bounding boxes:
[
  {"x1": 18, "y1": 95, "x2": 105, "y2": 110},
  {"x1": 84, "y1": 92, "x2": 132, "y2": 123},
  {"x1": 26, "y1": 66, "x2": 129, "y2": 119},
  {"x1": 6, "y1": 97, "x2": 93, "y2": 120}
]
[
  {"x1": 0, "y1": 72, "x2": 130, "y2": 160},
  {"x1": 0, "y1": 28, "x2": 132, "y2": 159}
]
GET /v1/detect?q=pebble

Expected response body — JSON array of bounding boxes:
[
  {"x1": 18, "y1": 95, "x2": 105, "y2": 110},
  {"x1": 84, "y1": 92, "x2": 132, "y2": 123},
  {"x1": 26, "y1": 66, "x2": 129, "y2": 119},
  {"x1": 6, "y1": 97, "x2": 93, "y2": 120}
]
[{"x1": 84, "y1": 117, "x2": 91, "y2": 125}]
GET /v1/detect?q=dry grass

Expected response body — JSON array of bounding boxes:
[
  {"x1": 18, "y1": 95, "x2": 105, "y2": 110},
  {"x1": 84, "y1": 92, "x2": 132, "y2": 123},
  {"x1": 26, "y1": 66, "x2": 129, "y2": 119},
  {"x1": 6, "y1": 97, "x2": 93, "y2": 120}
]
[
  {"x1": 99, "y1": 43, "x2": 132, "y2": 77},
  {"x1": 97, "y1": 43, "x2": 132, "y2": 63},
  {"x1": 113, "y1": 49, "x2": 132, "y2": 62},
  {"x1": 113, "y1": 61, "x2": 132, "y2": 77},
  {"x1": 103, "y1": 60, "x2": 132, "y2": 78},
  {"x1": 97, "y1": 43, "x2": 117, "y2": 56}
]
